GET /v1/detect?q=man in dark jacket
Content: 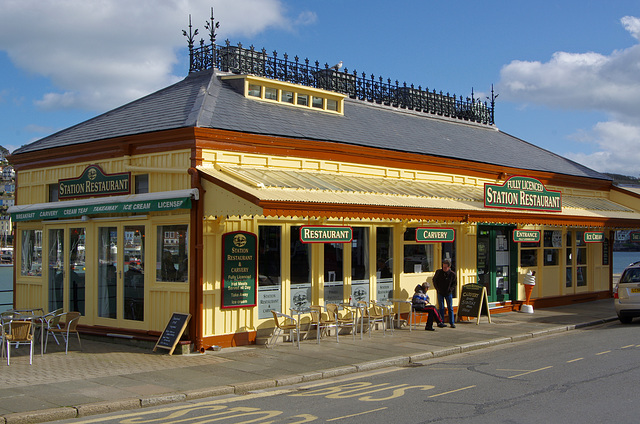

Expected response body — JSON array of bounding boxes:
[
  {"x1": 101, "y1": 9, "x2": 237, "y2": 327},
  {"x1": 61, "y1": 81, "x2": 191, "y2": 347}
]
[{"x1": 433, "y1": 258, "x2": 457, "y2": 328}]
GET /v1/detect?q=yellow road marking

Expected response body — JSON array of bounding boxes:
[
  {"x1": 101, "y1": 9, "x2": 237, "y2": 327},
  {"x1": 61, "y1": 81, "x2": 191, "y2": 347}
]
[
  {"x1": 497, "y1": 369, "x2": 530, "y2": 372},
  {"x1": 508, "y1": 366, "x2": 553, "y2": 379},
  {"x1": 621, "y1": 344, "x2": 635, "y2": 349},
  {"x1": 428, "y1": 385, "x2": 476, "y2": 398},
  {"x1": 299, "y1": 368, "x2": 401, "y2": 389},
  {"x1": 326, "y1": 407, "x2": 388, "y2": 421},
  {"x1": 567, "y1": 358, "x2": 583, "y2": 363},
  {"x1": 596, "y1": 350, "x2": 611, "y2": 356}
]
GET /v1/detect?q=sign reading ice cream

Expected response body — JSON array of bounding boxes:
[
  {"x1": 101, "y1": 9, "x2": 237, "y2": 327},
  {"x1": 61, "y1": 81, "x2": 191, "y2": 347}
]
[{"x1": 484, "y1": 176, "x2": 561, "y2": 212}]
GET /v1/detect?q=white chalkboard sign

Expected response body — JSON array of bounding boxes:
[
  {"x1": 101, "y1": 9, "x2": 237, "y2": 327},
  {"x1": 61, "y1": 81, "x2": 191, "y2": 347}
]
[{"x1": 154, "y1": 312, "x2": 191, "y2": 355}]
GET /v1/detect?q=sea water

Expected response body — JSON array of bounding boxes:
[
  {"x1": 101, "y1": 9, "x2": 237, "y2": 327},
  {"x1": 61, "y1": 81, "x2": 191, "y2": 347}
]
[{"x1": 0, "y1": 266, "x2": 12, "y2": 312}]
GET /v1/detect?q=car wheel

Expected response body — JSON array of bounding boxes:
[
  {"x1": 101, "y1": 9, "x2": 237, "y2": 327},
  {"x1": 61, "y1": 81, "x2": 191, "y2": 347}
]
[{"x1": 619, "y1": 315, "x2": 633, "y2": 324}]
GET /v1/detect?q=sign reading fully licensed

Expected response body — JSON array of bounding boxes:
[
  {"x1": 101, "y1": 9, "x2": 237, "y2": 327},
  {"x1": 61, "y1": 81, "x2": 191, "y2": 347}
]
[
  {"x1": 300, "y1": 226, "x2": 353, "y2": 243},
  {"x1": 484, "y1": 176, "x2": 561, "y2": 212},
  {"x1": 416, "y1": 228, "x2": 455, "y2": 242}
]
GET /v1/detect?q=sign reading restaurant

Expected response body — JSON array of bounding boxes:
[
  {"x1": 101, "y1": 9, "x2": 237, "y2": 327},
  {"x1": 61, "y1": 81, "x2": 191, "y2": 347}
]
[
  {"x1": 484, "y1": 176, "x2": 561, "y2": 212},
  {"x1": 300, "y1": 226, "x2": 353, "y2": 243},
  {"x1": 58, "y1": 164, "x2": 130, "y2": 199}
]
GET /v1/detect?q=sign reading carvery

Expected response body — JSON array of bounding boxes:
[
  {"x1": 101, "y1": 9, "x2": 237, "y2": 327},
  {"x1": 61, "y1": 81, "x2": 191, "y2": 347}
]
[{"x1": 415, "y1": 228, "x2": 455, "y2": 242}]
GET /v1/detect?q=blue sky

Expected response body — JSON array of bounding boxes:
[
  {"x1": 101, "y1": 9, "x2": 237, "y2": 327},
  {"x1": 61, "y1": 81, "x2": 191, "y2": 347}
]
[{"x1": 1, "y1": 0, "x2": 640, "y2": 175}]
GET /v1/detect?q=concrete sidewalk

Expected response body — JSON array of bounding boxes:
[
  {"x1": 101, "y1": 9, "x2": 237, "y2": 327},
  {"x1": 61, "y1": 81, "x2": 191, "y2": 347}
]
[{"x1": 0, "y1": 299, "x2": 618, "y2": 424}]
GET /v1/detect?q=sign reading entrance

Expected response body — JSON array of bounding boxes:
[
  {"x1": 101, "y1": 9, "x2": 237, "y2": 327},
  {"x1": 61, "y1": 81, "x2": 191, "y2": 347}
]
[
  {"x1": 222, "y1": 231, "x2": 257, "y2": 309},
  {"x1": 416, "y1": 228, "x2": 455, "y2": 242},
  {"x1": 584, "y1": 231, "x2": 604, "y2": 243},
  {"x1": 484, "y1": 176, "x2": 561, "y2": 212},
  {"x1": 300, "y1": 226, "x2": 352, "y2": 243},
  {"x1": 457, "y1": 283, "x2": 491, "y2": 324},
  {"x1": 513, "y1": 229, "x2": 541, "y2": 243},
  {"x1": 58, "y1": 165, "x2": 131, "y2": 199}
]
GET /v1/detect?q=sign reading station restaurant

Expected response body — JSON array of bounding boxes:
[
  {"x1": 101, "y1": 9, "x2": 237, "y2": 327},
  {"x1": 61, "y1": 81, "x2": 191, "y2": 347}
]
[
  {"x1": 300, "y1": 226, "x2": 353, "y2": 243},
  {"x1": 416, "y1": 228, "x2": 455, "y2": 242},
  {"x1": 484, "y1": 176, "x2": 561, "y2": 212},
  {"x1": 58, "y1": 164, "x2": 130, "y2": 199},
  {"x1": 221, "y1": 231, "x2": 257, "y2": 309},
  {"x1": 513, "y1": 229, "x2": 541, "y2": 243},
  {"x1": 584, "y1": 231, "x2": 604, "y2": 243}
]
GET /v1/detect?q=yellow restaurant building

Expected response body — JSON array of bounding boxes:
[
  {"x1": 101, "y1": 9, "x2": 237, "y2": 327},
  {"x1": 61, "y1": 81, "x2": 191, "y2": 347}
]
[{"x1": 8, "y1": 27, "x2": 640, "y2": 352}]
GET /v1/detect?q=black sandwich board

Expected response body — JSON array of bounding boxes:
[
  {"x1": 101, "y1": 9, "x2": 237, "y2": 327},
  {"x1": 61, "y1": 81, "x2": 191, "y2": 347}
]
[
  {"x1": 154, "y1": 312, "x2": 191, "y2": 355},
  {"x1": 457, "y1": 283, "x2": 491, "y2": 324}
]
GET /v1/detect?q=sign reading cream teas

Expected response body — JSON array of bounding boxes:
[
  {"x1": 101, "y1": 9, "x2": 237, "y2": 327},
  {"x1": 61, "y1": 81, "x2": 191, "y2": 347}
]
[
  {"x1": 300, "y1": 226, "x2": 353, "y2": 243},
  {"x1": 222, "y1": 231, "x2": 257, "y2": 309},
  {"x1": 513, "y1": 229, "x2": 541, "y2": 243},
  {"x1": 58, "y1": 164, "x2": 130, "y2": 199},
  {"x1": 484, "y1": 176, "x2": 561, "y2": 212},
  {"x1": 584, "y1": 231, "x2": 604, "y2": 243},
  {"x1": 416, "y1": 228, "x2": 455, "y2": 242}
]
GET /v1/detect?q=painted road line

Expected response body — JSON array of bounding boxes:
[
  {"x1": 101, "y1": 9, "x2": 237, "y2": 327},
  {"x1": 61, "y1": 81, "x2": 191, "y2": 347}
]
[
  {"x1": 621, "y1": 344, "x2": 635, "y2": 349},
  {"x1": 507, "y1": 366, "x2": 553, "y2": 379},
  {"x1": 567, "y1": 358, "x2": 584, "y2": 363},
  {"x1": 595, "y1": 350, "x2": 611, "y2": 356},
  {"x1": 428, "y1": 385, "x2": 476, "y2": 398},
  {"x1": 326, "y1": 407, "x2": 388, "y2": 421}
]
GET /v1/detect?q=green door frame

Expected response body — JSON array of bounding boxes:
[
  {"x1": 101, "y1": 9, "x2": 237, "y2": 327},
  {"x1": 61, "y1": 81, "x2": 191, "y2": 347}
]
[{"x1": 477, "y1": 224, "x2": 518, "y2": 302}]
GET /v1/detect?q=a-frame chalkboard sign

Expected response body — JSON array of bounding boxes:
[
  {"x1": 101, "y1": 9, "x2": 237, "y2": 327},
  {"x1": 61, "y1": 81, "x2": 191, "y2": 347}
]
[
  {"x1": 457, "y1": 283, "x2": 492, "y2": 324},
  {"x1": 154, "y1": 312, "x2": 191, "y2": 355}
]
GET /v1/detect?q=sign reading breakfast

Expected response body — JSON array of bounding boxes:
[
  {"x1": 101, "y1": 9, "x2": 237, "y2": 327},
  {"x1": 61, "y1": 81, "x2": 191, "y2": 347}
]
[{"x1": 484, "y1": 176, "x2": 561, "y2": 212}]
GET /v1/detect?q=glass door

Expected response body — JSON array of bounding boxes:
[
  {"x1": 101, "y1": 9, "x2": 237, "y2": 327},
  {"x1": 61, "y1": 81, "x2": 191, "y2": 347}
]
[
  {"x1": 47, "y1": 226, "x2": 86, "y2": 314},
  {"x1": 97, "y1": 224, "x2": 146, "y2": 324},
  {"x1": 477, "y1": 225, "x2": 517, "y2": 302}
]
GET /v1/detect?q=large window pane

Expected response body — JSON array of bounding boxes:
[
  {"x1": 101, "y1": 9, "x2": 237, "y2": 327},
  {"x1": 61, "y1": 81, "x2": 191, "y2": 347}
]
[
  {"x1": 48, "y1": 229, "x2": 64, "y2": 312},
  {"x1": 290, "y1": 226, "x2": 311, "y2": 309},
  {"x1": 124, "y1": 226, "x2": 144, "y2": 321},
  {"x1": 21, "y1": 229, "x2": 42, "y2": 276},
  {"x1": 98, "y1": 227, "x2": 117, "y2": 318},
  {"x1": 376, "y1": 227, "x2": 393, "y2": 301},
  {"x1": 324, "y1": 242, "x2": 344, "y2": 303},
  {"x1": 351, "y1": 227, "x2": 369, "y2": 302},
  {"x1": 69, "y1": 228, "x2": 85, "y2": 315},
  {"x1": 258, "y1": 226, "x2": 281, "y2": 319},
  {"x1": 157, "y1": 225, "x2": 188, "y2": 282},
  {"x1": 403, "y1": 244, "x2": 434, "y2": 273}
]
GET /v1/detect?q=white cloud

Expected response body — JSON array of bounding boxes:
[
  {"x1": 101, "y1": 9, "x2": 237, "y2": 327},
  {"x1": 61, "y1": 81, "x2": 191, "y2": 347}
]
[
  {"x1": 0, "y1": 0, "x2": 306, "y2": 112},
  {"x1": 497, "y1": 16, "x2": 640, "y2": 174}
]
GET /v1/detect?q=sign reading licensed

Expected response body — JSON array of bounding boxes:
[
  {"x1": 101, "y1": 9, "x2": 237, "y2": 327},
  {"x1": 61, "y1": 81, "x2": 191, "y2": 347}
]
[{"x1": 484, "y1": 176, "x2": 561, "y2": 212}]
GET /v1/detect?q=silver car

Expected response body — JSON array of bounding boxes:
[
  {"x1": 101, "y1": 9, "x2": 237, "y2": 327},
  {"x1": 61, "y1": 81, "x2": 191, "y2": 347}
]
[{"x1": 614, "y1": 261, "x2": 640, "y2": 323}]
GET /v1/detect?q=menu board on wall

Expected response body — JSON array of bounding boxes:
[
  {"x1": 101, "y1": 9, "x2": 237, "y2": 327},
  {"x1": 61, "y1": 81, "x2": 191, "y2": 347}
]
[{"x1": 221, "y1": 231, "x2": 257, "y2": 309}]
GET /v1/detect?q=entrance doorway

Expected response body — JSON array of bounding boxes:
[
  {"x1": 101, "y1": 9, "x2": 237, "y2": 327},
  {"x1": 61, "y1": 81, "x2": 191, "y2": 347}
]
[
  {"x1": 97, "y1": 224, "x2": 146, "y2": 326},
  {"x1": 48, "y1": 226, "x2": 86, "y2": 315},
  {"x1": 477, "y1": 225, "x2": 517, "y2": 302}
]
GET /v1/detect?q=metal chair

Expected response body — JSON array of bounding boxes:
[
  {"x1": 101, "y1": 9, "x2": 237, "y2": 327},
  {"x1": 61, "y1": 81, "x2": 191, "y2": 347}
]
[
  {"x1": 4, "y1": 320, "x2": 33, "y2": 365},
  {"x1": 268, "y1": 310, "x2": 300, "y2": 349},
  {"x1": 45, "y1": 311, "x2": 82, "y2": 354},
  {"x1": 309, "y1": 305, "x2": 337, "y2": 344},
  {"x1": 326, "y1": 303, "x2": 357, "y2": 342}
]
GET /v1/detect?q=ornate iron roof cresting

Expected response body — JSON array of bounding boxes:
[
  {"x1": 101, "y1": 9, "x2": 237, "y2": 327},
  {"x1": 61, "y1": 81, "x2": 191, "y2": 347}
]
[{"x1": 183, "y1": 10, "x2": 495, "y2": 125}]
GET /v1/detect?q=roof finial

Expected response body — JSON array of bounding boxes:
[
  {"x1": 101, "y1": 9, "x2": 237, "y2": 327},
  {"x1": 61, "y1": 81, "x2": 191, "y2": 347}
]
[{"x1": 204, "y1": 7, "x2": 220, "y2": 45}]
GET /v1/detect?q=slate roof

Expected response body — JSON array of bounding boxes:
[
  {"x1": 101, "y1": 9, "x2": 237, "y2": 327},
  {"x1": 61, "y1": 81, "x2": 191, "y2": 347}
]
[{"x1": 13, "y1": 68, "x2": 609, "y2": 181}]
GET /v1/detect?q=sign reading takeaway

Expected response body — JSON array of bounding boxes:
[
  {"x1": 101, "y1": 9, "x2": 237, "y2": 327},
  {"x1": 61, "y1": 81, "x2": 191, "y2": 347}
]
[
  {"x1": 484, "y1": 176, "x2": 561, "y2": 212},
  {"x1": 300, "y1": 226, "x2": 353, "y2": 243},
  {"x1": 59, "y1": 165, "x2": 130, "y2": 199}
]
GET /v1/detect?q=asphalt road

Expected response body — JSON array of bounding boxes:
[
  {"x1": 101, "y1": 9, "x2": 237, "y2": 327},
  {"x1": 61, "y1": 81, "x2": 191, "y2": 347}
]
[{"x1": 53, "y1": 320, "x2": 640, "y2": 424}]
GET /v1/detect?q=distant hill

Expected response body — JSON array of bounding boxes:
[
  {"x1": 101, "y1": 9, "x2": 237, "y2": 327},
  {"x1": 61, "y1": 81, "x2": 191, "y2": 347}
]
[{"x1": 605, "y1": 173, "x2": 640, "y2": 187}]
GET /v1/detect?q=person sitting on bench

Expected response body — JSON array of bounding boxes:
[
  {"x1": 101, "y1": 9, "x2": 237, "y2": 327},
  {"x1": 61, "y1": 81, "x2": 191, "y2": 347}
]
[{"x1": 411, "y1": 282, "x2": 443, "y2": 331}]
